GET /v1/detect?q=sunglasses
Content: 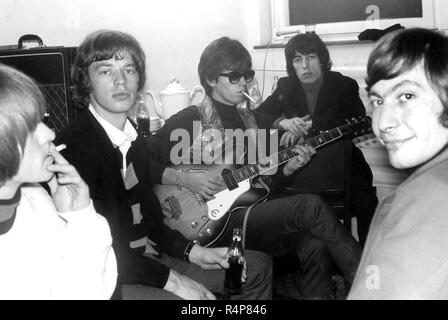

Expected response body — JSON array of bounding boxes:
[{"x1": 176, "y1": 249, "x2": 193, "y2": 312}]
[{"x1": 219, "y1": 70, "x2": 255, "y2": 84}]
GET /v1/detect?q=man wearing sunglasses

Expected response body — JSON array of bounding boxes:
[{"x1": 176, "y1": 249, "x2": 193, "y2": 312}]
[{"x1": 147, "y1": 36, "x2": 361, "y2": 300}]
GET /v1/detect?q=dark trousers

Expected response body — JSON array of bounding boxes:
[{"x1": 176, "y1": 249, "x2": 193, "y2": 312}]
[{"x1": 215, "y1": 194, "x2": 361, "y2": 300}]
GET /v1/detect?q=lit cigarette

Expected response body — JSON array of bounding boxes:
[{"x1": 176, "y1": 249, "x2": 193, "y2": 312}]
[
  {"x1": 55, "y1": 144, "x2": 67, "y2": 152},
  {"x1": 242, "y1": 91, "x2": 256, "y2": 103}
]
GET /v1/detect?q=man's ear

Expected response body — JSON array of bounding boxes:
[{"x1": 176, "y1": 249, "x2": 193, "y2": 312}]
[{"x1": 206, "y1": 77, "x2": 217, "y2": 89}]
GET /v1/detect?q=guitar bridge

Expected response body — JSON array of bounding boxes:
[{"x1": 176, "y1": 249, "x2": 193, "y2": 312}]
[{"x1": 195, "y1": 193, "x2": 205, "y2": 205}]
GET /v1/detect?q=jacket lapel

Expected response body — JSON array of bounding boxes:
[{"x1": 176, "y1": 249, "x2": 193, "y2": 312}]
[
  {"x1": 314, "y1": 72, "x2": 334, "y2": 118},
  {"x1": 83, "y1": 111, "x2": 127, "y2": 192},
  {"x1": 289, "y1": 78, "x2": 308, "y2": 117}
]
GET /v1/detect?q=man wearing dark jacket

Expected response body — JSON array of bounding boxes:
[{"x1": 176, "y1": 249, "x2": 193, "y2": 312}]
[
  {"x1": 57, "y1": 29, "x2": 272, "y2": 300},
  {"x1": 257, "y1": 33, "x2": 378, "y2": 246}
]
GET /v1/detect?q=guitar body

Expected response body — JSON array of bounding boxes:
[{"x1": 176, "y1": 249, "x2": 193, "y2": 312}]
[{"x1": 152, "y1": 163, "x2": 269, "y2": 246}]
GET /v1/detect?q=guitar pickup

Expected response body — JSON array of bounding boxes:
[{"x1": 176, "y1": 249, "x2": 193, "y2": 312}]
[{"x1": 167, "y1": 196, "x2": 182, "y2": 220}]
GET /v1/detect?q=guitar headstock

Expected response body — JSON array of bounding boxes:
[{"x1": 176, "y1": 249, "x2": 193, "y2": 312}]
[{"x1": 339, "y1": 116, "x2": 373, "y2": 139}]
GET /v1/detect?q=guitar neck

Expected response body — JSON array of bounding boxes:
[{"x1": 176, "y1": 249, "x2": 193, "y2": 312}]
[
  {"x1": 261, "y1": 126, "x2": 346, "y2": 172},
  {"x1": 222, "y1": 125, "x2": 350, "y2": 189}
]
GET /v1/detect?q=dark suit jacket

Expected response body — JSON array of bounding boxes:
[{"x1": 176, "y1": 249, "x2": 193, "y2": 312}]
[
  {"x1": 56, "y1": 110, "x2": 172, "y2": 289},
  {"x1": 256, "y1": 71, "x2": 366, "y2": 131},
  {"x1": 256, "y1": 71, "x2": 370, "y2": 174}
]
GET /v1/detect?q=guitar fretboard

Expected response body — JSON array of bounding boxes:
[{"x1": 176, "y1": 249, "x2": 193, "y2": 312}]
[{"x1": 222, "y1": 126, "x2": 347, "y2": 190}]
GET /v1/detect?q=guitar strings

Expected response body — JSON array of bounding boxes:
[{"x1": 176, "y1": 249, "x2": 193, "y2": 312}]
[{"x1": 192, "y1": 117, "x2": 367, "y2": 190}]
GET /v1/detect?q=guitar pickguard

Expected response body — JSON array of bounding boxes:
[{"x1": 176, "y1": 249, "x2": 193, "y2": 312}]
[{"x1": 206, "y1": 180, "x2": 251, "y2": 220}]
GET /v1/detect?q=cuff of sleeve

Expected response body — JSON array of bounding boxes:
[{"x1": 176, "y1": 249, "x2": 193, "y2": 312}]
[
  {"x1": 58, "y1": 200, "x2": 94, "y2": 221},
  {"x1": 272, "y1": 115, "x2": 286, "y2": 129},
  {"x1": 183, "y1": 242, "x2": 195, "y2": 262}
]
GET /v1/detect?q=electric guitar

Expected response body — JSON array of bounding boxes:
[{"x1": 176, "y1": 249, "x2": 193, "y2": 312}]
[{"x1": 152, "y1": 116, "x2": 371, "y2": 246}]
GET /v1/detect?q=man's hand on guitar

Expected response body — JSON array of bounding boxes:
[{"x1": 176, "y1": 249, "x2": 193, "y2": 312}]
[
  {"x1": 183, "y1": 171, "x2": 222, "y2": 200},
  {"x1": 280, "y1": 131, "x2": 304, "y2": 147},
  {"x1": 164, "y1": 269, "x2": 216, "y2": 300},
  {"x1": 189, "y1": 245, "x2": 247, "y2": 283},
  {"x1": 279, "y1": 115, "x2": 312, "y2": 138},
  {"x1": 283, "y1": 144, "x2": 316, "y2": 176}
]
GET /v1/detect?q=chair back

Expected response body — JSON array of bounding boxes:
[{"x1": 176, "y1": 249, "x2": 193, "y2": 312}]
[{"x1": 280, "y1": 139, "x2": 353, "y2": 229}]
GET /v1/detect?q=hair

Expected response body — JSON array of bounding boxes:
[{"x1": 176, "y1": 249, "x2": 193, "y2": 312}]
[
  {"x1": 71, "y1": 30, "x2": 146, "y2": 108},
  {"x1": 366, "y1": 28, "x2": 448, "y2": 128},
  {"x1": 0, "y1": 63, "x2": 46, "y2": 186},
  {"x1": 284, "y1": 33, "x2": 332, "y2": 78},
  {"x1": 198, "y1": 37, "x2": 252, "y2": 95}
]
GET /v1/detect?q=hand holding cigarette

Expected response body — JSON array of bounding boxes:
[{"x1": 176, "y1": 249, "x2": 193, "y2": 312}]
[
  {"x1": 46, "y1": 144, "x2": 90, "y2": 212},
  {"x1": 280, "y1": 115, "x2": 312, "y2": 137}
]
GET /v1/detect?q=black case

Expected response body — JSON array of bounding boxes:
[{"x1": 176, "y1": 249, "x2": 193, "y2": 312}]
[{"x1": 0, "y1": 46, "x2": 78, "y2": 134}]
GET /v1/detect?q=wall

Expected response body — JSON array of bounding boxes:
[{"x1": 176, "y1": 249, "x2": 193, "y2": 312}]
[{"x1": 0, "y1": 0, "x2": 250, "y2": 116}]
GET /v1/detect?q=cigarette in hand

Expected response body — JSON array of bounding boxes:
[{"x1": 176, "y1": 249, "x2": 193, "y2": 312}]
[
  {"x1": 55, "y1": 144, "x2": 67, "y2": 152},
  {"x1": 293, "y1": 120, "x2": 306, "y2": 126},
  {"x1": 293, "y1": 120, "x2": 312, "y2": 127},
  {"x1": 242, "y1": 91, "x2": 256, "y2": 103}
]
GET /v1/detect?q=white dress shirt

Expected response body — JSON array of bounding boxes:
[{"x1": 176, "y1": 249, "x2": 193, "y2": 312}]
[{"x1": 88, "y1": 104, "x2": 138, "y2": 177}]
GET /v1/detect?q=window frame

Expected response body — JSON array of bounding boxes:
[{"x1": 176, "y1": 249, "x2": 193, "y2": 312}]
[{"x1": 270, "y1": 0, "x2": 435, "y2": 43}]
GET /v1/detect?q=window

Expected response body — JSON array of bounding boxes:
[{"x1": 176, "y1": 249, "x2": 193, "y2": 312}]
[{"x1": 271, "y1": 0, "x2": 435, "y2": 42}]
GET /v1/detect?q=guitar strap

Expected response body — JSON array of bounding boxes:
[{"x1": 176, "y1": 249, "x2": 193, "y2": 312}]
[
  {"x1": 242, "y1": 177, "x2": 271, "y2": 250},
  {"x1": 241, "y1": 203, "x2": 256, "y2": 251},
  {"x1": 196, "y1": 95, "x2": 258, "y2": 132}
]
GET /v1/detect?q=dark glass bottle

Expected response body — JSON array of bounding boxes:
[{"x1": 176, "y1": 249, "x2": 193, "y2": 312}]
[
  {"x1": 224, "y1": 228, "x2": 245, "y2": 295},
  {"x1": 271, "y1": 75, "x2": 279, "y2": 94},
  {"x1": 136, "y1": 96, "x2": 150, "y2": 137},
  {"x1": 249, "y1": 79, "x2": 262, "y2": 110}
]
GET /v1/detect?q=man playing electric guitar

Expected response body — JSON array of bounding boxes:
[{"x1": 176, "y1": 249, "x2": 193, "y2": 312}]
[{"x1": 147, "y1": 37, "x2": 362, "y2": 300}]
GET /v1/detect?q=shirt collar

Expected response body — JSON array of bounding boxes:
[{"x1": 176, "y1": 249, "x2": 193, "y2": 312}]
[
  {"x1": 0, "y1": 188, "x2": 21, "y2": 236},
  {"x1": 300, "y1": 72, "x2": 324, "y2": 92},
  {"x1": 88, "y1": 104, "x2": 137, "y2": 147}
]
